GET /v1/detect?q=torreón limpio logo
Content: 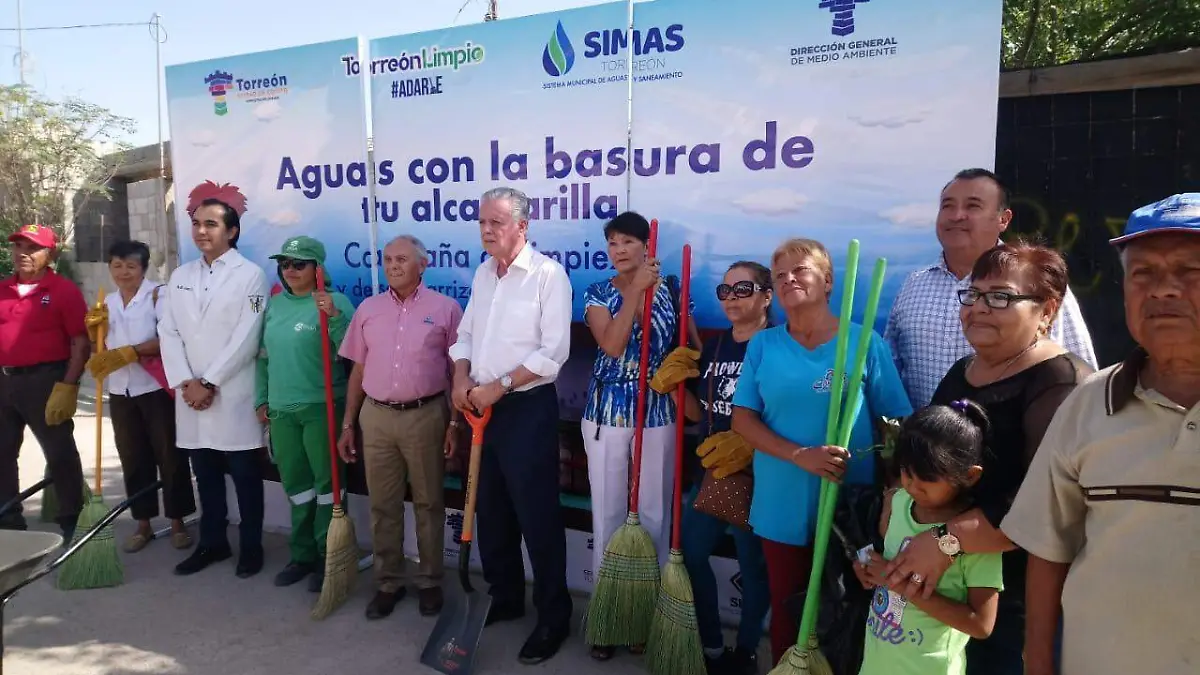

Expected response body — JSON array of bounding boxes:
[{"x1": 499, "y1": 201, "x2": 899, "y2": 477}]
[
  {"x1": 204, "y1": 70, "x2": 234, "y2": 116},
  {"x1": 542, "y1": 20, "x2": 576, "y2": 77},
  {"x1": 819, "y1": 0, "x2": 870, "y2": 37}
]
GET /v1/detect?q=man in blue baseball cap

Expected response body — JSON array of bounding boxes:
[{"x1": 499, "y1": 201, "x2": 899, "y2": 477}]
[{"x1": 1002, "y1": 193, "x2": 1200, "y2": 675}]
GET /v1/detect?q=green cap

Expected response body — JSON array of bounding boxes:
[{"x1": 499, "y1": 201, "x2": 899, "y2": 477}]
[{"x1": 269, "y1": 235, "x2": 326, "y2": 264}]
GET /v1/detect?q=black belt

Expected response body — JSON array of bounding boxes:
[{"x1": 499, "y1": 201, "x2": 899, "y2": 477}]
[
  {"x1": 370, "y1": 392, "x2": 444, "y2": 411},
  {"x1": 0, "y1": 361, "x2": 66, "y2": 376}
]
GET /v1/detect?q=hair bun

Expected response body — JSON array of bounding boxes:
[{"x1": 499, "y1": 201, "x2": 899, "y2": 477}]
[{"x1": 951, "y1": 398, "x2": 991, "y2": 437}]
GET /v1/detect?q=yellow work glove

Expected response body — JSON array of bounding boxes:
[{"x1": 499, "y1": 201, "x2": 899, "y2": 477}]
[
  {"x1": 696, "y1": 430, "x2": 754, "y2": 478},
  {"x1": 86, "y1": 346, "x2": 139, "y2": 381},
  {"x1": 44, "y1": 382, "x2": 80, "y2": 426},
  {"x1": 649, "y1": 346, "x2": 701, "y2": 394},
  {"x1": 84, "y1": 306, "x2": 109, "y2": 345}
]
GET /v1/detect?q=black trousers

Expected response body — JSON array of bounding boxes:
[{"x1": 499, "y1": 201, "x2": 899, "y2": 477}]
[
  {"x1": 476, "y1": 384, "x2": 573, "y2": 628},
  {"x1": 189, "y1": 448, "x2": 265, "y2": 556},
  {"x1": 0, "y1": 361, "x2": 84, "y2": 530},
  {"x1": 109, "y1": 389, "x2": 196, "y2": 521}
]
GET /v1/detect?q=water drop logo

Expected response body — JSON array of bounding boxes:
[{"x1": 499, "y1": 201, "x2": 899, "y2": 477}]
[{"x1": 542, "y1": 20, "x2": 575, "y2": 77}]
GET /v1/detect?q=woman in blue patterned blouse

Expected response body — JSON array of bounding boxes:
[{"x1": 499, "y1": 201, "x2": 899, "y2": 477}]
[{"x1": 581, "y1": 212, "x2": 697, "y2": 662}]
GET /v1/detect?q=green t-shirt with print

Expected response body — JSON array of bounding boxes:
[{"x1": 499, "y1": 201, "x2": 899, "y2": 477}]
[{"x1": 858, "y1": 489, "x2": 1004, "y2": 675}]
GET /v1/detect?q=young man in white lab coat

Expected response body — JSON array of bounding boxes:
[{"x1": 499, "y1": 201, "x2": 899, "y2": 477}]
[{"x1": 159, "y1": 196, "x2": 271, "y2": 578}]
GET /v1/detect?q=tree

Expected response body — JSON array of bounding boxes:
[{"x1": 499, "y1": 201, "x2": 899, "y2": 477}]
[
  {"x1": 0, "y1": 85, "x2": 136, "y2": 277},
  {"x1": 1003, "y1": 0, "x2": 1200, "y2": 70}
]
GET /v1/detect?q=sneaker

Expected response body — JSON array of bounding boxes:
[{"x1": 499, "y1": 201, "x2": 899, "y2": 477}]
[
  {"x1": 274, "y1": 561, "x2": 315, "y2": 587},
  {"x1": 307, "y1": 563, "x2": 324, "y2": 593}
]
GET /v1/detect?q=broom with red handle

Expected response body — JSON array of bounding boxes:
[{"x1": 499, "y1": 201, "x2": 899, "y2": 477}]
[
  {"x1": 645, "y1": 244, "x2": 706, "y2": 674},
  {"x1": 585, "y1": 218, "x2": 663, "y2": 648},
  {"x1": 312, "y1": 267, "x2": 360, "y2": 619}
]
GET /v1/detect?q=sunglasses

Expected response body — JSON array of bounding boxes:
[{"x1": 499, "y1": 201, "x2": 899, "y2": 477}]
[
  {"x1": 278, "y1": 259, "x2": 314, "y2": 271},
  {"x1": 716, "y1": 280, "x2": 768, "y2": 301},
  {"x1": 957, "y1": 288, "x2": 1042, "y2": 309}
]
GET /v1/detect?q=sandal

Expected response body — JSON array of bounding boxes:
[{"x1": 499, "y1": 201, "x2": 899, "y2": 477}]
[
  {"x1": 590, "y1": 646, "x2": 616, "y2": 661},
  {"x1": 123, "y1": 533, "x2": 151, "y2": 553},
  {"x1": 170, "y1": 530, "x2": 193, "y2": 550}
]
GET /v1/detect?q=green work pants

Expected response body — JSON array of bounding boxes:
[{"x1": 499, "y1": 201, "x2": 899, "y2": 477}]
[{"x1": 269, "y1": 402, "x2": 345, "y2": 564}]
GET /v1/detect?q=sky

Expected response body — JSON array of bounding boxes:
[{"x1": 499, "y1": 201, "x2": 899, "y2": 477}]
[{"x1": 0, "y1": 0, "x2": 628, "y2": 147}]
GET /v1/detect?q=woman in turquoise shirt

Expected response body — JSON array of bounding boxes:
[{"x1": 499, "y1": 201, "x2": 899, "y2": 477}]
[{"x1": 731, "y1": 237, "x2": 912, "y2": 664}]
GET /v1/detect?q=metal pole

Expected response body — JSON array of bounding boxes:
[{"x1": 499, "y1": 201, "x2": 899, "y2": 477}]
[
  {"x1": 99, "y1": 214, "x2": 105, "y2": 260},
  {"x1": 152, "y1": 14, "x2": 167, "y2": 275},
  {"x1": 16, "y1": 0, "x2": 24, "y2": 86}
]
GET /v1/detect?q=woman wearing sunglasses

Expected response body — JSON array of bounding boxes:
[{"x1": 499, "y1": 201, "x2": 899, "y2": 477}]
[
  {"x1": 254, "y1": 235, "x2": 355, "y2": 593},
  {"x1": 651, "y1": 261, "x2": 774, "y2": 675},
  {"x1": 885, "y1": 240, "x2": 1092, "y2": 675}
]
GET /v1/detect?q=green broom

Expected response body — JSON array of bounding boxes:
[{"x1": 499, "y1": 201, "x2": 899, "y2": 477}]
[
  {"x1": 312, "y1": 266, "x2": 359, "y2": 620},
  {"x1": 40, "y1": 475, "x2": 93, "y2": 524},
  {"x1": 57, "y1": 288, "x2": 123, "y2": 590},
  {"x1": 770, "y1": 245, "x2": 888, "y2": 675},
  {"x1": 645, "y1": 244, "x2": 705, "y2": 675},
  {"x1": 586, "y1": 219, "x2": 663, "y2": 649}
]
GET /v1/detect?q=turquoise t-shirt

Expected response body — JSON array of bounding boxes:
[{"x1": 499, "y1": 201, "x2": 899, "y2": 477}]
[
  {"x1": 858, "y1": 490, "x2": 1005, "y2": 675},
  {"x1": 732, "y1": 323, "x2": 912, "y2": 546}
]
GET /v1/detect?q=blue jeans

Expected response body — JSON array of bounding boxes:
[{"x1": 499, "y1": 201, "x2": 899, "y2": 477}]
[{"x1": 681, "y1": 486, "x2": 770, "y2": 652}]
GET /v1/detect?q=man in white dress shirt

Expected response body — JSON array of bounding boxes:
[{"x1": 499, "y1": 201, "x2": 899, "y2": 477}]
[
  {"x1": 885, "y1": 168, "x2": 1098, "y2": 408},
  {"x1": 159, "y1": 190, "x2": 271, "y2": 578},
  {"x1": 450, "y1": 187, "x2": 574, "y2": 665}
]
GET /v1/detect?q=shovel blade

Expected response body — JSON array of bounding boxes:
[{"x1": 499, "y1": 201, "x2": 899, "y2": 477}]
[{"x1": 420, "y1": 587, "x2": 492, "y2": 675}]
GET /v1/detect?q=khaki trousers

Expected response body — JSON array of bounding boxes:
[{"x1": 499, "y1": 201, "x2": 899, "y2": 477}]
[{"x1": 359, "y1": 398, "x2": 448, "y2": 592}]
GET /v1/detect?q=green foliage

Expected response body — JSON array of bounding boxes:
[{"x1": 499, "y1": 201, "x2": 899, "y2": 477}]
[
  {"x1": 0, "y1": 85, "x2": 135, "y2": 277},
  {"x1": 1003, "y1": 0, "x2": 1200, "y2": 70}
]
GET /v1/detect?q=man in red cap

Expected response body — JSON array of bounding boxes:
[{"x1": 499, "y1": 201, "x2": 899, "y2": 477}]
[{"x1": 0, "y1": 225, "x2": 89, "y2": 540}]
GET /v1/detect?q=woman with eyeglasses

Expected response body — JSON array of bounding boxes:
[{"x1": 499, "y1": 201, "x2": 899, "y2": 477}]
[
  {"x1": 254, "y1": 235, "x2": 355, "y2": 593},
  {"x1": 650, "y1": 261, "x2": 773, "y2": 675},
  {"x1": 882, "y1": 240, "x2": 1092, "y2": 675},
  {"x1": 729, "y1": 238, "x2": 912, "y2": 664}
]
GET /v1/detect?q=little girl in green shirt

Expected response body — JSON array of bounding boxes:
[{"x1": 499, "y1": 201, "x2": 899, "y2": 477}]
[{"x1": 854, "y1": 400, "x2": 1004, "y2": 675}]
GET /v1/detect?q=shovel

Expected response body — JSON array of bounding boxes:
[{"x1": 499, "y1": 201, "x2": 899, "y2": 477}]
[{"x1": 421, "y1": 406, "x2": 493, "y2": 675}]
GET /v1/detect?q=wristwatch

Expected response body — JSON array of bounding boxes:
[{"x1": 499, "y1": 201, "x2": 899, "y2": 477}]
[
  {"x1": 499, "y1": 374, "x2": 514, "y2": 392},
  {"x1": 199, "y1": 379, "x2": 217, "y2": 391},
  {"x1": 933, "y1": 524, "x2": 963, "y2": 558}
]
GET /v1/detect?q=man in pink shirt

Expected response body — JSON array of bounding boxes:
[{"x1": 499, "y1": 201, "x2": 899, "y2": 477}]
[{"x1": 336, "y1": 234, "x2": 463, "y2": 620}]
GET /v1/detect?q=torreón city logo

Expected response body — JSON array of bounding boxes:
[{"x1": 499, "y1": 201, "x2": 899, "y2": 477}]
[
  {"x1": 542, "y1": 20, "x2": 576, "y2": 77},
  {"x1": 819, "y1": 0, "x2": 871, "y2": 37},
  {"x1": 204, "y1": 70, "x2": 234, "y2": 116}
]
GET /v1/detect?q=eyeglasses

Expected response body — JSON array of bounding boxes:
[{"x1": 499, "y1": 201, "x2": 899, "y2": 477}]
[
  {"x1": 716, "y1": 280, "x2": 768, "y2": 301},
  {"x1": 956, "y1": 288, "x2": 1042, "y2": 309},
  {"x1": 278, "y1": 259, "x2": 314, "y2": 271}
]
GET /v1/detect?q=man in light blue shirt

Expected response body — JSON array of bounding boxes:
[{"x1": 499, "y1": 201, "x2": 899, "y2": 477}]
[{"x1": 885, "y1": 168, "x2": 1097, "y2": 409}]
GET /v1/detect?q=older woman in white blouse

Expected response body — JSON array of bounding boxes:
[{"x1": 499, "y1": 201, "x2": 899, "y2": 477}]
[{"x1": 85, "y1": 240, "x2": 195, "y2": 553}]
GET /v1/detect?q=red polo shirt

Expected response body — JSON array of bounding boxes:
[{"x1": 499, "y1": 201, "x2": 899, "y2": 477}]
[{"x1": 0, "y1": 270, "x2": 88, "y2": 367}]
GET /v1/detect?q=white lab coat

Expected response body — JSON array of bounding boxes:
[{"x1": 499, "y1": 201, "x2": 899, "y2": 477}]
[{"x1": 158, "y1": 249, "x2": 270, "y2": 451}]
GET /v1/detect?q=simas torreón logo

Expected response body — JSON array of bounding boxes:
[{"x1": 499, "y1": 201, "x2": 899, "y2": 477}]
[
  {"x1": 541, "y1": 20, "x2": 685, "y2": 90},
  {"x1": 542, "y1": 20, "x2": 576, "y2": 77},
  {"x1": 819, "y1": 0, "x2": 870, "y2": 37},
  {"x1": 205, "y1": 70, "x2": 234, "y2": 116}
]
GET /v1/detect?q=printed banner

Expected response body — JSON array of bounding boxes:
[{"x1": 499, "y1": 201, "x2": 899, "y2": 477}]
[
  {"x1": 630, "y1": 0, "x2": 1004, "y2": 329},
  {"x1": 164, "y1": 38, "x2": 374, "y2": 299},
  {"x1": 366, "y1": 2, "x2": 631, "y2": 315}
]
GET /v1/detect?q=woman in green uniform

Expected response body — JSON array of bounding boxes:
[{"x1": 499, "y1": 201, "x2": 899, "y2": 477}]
[{"x1": 255, "y1": 235, "x2": 355, "y2": 593}]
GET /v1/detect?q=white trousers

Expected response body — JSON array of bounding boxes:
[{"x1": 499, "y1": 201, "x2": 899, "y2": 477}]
[{"x1": 581, "y1": 419, "x2": 677, "y2": 578}]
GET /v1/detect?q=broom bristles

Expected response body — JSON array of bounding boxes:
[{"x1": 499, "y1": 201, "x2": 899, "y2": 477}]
[
  {"x1": 311, "y1": 505, "x2": 359, "y2": 620},
  {"x1": 585, "y1": 514, "x2": 660, "y2": 646},
  {"x1": 806, "y1": 635, "x2": 834, "y2": 675},
  {"x1": 56, "y1": 496, "x2": 123, "y2": 590},
  {"x1": 645, "y1": 551, "x2": 705, "y2": 675},
  {"x1": 768, "y1": 644, "x2": 817, "y2": 675},
  {"x1": 40, "y1": 482, "x2": 92, "y2": 524}
]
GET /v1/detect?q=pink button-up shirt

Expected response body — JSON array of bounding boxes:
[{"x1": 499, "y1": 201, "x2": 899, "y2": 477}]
[{"x1": 339, "y1": 283, "x2": 463, "y2": 403}]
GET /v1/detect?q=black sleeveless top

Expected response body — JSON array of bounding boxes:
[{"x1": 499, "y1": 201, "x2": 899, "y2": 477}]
[{"x1": 931, "y1": 352, "x2": 1092, "y2": 604}]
